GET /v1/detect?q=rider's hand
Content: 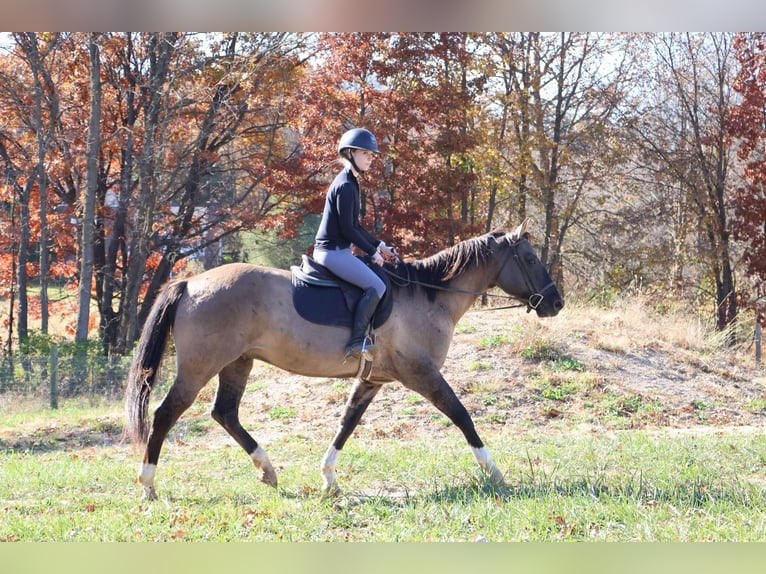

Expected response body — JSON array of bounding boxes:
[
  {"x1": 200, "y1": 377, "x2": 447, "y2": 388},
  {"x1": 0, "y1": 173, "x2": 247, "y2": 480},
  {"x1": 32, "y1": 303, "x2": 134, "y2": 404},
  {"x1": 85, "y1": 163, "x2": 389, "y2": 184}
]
[
  {"x1": 372, "y1": 252, "x2": 385, "y2": 266},
  {"x1": 377, "y1": 242, "x2": 397, "y2": 262}
]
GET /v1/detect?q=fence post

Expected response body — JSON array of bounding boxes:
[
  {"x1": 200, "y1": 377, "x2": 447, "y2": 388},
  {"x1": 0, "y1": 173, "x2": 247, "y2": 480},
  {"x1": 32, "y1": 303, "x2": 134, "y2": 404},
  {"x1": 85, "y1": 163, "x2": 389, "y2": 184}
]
[
  {"x1": 756, "y1": 323, "x2": 762, "y2": 365},
  {"x1": 50, "y1": 345, "x2": 58, "y2": 409}
]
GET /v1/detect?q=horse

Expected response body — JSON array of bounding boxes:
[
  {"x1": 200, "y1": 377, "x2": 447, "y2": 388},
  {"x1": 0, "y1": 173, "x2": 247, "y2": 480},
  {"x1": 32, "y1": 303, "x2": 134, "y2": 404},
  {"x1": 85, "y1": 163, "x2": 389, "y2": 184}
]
[{"x1": 124, "y1": 220, "x2": 564, "y2": 500}]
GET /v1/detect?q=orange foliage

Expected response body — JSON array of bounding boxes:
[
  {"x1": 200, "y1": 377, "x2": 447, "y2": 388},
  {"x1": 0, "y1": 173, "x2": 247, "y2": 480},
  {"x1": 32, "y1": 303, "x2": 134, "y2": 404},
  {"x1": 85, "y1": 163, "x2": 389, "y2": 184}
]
[
  {"x1": 730, "y1": 33, "x2": 766, "y2": 322},
  {"x1": 292, "y1": 33, "x2": 484, "y2": 257},
  {"x1": 0, "y1": 32, "x2": 491, "y2": 349}
]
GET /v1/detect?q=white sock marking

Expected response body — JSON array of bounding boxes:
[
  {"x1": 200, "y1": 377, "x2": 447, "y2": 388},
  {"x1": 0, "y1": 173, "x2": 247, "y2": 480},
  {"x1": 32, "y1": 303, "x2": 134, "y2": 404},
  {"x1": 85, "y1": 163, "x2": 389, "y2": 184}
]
[
  {"x1": 139, "y1": 463, "x2": 156, "y2": 486},
  {"x1": 321, "y1": 446, "x2": 339, "y2": 491}
]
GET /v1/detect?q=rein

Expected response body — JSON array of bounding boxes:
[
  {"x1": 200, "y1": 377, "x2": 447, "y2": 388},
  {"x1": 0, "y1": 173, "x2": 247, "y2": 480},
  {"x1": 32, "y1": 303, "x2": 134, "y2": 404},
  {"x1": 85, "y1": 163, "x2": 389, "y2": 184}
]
[
  {"x1": 380, "y1": 238, "x2": 546, "y2": 312},
  {"x1": 382, "y1": 265, "x2": 527, "y2": 309}
]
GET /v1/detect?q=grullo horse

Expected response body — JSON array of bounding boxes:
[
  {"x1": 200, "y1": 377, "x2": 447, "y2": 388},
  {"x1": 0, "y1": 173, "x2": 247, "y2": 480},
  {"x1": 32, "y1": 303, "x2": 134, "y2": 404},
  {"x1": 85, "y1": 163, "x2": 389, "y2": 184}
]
[{"x1": 124, "y1": 221, "x2": 564, "y2": 499}]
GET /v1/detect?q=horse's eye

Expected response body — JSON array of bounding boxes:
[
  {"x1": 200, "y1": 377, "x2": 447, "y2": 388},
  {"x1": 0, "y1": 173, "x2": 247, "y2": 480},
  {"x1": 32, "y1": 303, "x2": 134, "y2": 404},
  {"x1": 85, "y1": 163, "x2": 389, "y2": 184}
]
[{"x1": 525, "y1": 255, "x2": 537, "y2": 265}]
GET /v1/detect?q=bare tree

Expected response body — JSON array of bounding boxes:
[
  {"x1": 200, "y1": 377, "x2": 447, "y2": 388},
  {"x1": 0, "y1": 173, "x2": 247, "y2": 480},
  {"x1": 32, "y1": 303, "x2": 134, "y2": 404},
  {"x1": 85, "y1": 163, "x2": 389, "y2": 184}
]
[
  {"x1": 481, "y1": 33, "x2": 632, "y2": 293},
  {"x1": 623, "y1": 33, "x2": 739, "y2": 334}
]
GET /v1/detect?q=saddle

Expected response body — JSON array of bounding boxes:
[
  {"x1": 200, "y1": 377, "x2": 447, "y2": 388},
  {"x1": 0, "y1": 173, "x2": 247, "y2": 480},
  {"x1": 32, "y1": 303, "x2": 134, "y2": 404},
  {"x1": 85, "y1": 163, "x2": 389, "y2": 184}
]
[{"x1": 290, "y1": 254, "x2": 393, "y2": 329}]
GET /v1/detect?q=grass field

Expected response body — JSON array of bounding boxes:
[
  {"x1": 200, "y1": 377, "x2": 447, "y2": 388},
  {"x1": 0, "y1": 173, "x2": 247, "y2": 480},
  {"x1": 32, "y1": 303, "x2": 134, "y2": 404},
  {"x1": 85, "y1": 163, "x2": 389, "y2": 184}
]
[{"x1": 1, "y1": 404, "x2": 765, "y2": 541}]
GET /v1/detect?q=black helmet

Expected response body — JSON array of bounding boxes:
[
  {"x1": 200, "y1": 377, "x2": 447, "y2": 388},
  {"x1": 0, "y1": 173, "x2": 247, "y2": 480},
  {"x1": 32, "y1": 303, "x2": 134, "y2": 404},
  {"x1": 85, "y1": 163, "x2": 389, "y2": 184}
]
[{"x1": 337, "y1": 128, "x2": 380, "y2": 155}]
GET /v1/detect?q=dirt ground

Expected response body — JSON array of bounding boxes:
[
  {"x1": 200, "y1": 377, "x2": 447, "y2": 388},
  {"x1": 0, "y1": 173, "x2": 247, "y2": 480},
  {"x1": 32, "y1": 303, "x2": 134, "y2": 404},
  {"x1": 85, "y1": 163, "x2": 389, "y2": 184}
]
[{"x1": 231, "y1": 303, "x2": 766, "y2": 447}]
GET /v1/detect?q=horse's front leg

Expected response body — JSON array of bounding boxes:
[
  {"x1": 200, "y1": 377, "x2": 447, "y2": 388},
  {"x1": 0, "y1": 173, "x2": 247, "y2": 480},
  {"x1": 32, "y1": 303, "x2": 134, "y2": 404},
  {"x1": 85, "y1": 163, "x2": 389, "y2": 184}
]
[
  {"x1": 321, "y1": 378, "x2": 381, "y2": 495},
  {"x1": 403, "y1": 367, "x2": 505, "y2": 486}
]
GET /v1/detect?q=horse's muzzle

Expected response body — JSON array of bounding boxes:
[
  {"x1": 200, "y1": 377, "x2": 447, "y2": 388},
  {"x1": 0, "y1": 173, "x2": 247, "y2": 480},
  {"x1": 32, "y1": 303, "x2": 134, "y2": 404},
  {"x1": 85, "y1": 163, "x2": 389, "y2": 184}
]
[{"x1": 528, "y1": 283, "x2": 564, "y2": 317}]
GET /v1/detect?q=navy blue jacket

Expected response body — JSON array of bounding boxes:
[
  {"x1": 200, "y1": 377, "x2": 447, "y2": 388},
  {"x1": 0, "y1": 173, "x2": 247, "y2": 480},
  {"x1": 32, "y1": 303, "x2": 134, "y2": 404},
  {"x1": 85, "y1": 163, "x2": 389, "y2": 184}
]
[{"x1": 315, "y1": 167, "x2": 380, "y2": 256}]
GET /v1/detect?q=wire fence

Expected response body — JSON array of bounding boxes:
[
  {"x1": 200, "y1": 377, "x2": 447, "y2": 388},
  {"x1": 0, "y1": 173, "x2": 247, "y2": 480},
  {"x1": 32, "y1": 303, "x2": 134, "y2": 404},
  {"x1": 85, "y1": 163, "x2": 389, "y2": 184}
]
[
  {"x1": 0, "y1": 349, "x2": 176, "y2": 409},
  {"x1": 1, "y1": 322, "x2": 761, "y2": 411}
]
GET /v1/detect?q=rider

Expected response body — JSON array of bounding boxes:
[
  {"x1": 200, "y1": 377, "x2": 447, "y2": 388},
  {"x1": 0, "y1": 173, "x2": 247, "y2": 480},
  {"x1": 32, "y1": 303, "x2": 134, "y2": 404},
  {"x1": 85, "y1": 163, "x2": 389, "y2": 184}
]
[{"x1": 314, "y1": 128, "x2": 397, "y2": 360}]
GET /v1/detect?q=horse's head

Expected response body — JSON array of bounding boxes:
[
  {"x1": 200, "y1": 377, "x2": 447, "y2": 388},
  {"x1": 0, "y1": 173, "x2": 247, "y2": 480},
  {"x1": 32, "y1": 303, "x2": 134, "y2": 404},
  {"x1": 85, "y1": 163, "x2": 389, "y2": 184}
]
[{"x1": 495, "y1": 219, "x2": 564, "y2": 318}]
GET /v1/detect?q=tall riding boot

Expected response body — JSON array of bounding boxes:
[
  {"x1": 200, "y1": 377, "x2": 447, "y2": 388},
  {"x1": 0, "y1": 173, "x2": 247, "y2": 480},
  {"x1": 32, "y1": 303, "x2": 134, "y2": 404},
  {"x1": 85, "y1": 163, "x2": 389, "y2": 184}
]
[{"x1": 345, "y1": 288, "x2": 381, "y2": 360}]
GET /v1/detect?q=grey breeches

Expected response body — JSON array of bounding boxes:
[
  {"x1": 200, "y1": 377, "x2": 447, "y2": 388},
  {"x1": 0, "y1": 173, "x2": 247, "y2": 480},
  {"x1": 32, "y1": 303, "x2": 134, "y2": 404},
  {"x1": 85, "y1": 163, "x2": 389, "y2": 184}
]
[{"x1": 314, "y1": 247, "x2": 386, "y2": 298}]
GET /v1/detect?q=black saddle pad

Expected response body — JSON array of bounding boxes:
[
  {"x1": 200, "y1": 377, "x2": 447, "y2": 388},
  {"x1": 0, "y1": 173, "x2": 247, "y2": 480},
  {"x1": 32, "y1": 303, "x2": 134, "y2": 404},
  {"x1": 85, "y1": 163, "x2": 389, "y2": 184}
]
[{"x1": 291, "y1": 255, "x2": 393, "y2": 329}]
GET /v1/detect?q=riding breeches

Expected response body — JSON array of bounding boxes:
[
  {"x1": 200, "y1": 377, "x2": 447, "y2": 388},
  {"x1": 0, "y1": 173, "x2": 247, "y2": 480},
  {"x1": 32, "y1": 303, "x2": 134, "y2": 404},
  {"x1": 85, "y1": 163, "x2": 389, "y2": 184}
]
[{"x1": 313, "y1": 247, "x2": 386, "y2": 298}]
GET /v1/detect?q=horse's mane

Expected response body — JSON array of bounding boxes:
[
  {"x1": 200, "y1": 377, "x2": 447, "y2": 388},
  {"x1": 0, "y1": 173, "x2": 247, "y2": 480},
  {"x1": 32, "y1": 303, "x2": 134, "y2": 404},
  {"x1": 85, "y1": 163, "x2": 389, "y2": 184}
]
[{"x1": 390, "y1": 231, "x2": 507, "y2": 300}]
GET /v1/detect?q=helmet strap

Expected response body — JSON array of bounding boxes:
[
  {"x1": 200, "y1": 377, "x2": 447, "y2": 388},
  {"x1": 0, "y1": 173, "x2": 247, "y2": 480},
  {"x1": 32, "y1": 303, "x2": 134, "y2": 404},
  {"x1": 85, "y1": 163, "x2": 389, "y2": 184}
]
[{"x1": 345, "y1": 149, "x2": 364, "y2": 174}]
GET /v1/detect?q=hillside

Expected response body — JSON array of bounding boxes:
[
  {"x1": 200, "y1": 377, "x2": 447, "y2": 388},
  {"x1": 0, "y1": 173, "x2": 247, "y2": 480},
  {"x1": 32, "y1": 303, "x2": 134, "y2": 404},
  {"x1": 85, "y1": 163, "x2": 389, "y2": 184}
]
[
  {"x1": 1, "y1": 297, "x2": 764, "y2": 453},
  {"x1": 225, "y1": 297, "x2": 766, "y2": 447}
]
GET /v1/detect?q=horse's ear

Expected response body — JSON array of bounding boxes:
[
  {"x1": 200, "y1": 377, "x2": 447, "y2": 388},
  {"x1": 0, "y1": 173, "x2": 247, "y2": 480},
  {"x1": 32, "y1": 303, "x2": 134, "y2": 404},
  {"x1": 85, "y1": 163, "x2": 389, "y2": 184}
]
[{"x1": 509, "y1": 218, "x2": 532, "y2": 241}]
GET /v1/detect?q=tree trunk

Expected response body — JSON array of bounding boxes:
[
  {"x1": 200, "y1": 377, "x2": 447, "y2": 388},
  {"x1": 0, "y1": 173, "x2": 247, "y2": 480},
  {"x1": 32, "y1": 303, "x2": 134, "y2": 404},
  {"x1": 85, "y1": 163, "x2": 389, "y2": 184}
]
[
  {"x1": 76, "y1": 34, "x2": 101, "y2": 343},
  {"x1": 95, "y1": 33, "x2": 137, "y2": 356},
  {"x1": 16, "y1": 178, "x2": 31, "y2": 343},
  {"x1": 0, "y1": 140, "x2": 31, "y2": 347},
  {"x1": 118, "y1": 33, "x2": 177, "y2": 353},
  {"x1": 23, "y1": 32, "x2": 52, "y2": 333}
]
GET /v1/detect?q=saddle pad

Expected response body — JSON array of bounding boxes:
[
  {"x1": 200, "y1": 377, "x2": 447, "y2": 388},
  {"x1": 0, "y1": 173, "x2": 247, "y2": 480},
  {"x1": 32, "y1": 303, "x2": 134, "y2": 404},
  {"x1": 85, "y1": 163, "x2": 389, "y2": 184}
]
[{"x1": 291, "y1": 256, "x2": 394, "y2": 329}]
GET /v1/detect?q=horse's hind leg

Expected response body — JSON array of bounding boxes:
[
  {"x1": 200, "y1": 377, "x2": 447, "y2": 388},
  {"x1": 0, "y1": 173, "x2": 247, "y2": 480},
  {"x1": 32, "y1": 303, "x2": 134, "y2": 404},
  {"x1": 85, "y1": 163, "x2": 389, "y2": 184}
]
[
  {"x1": 140, "y1": 375, "x2": 206, "y2": 500},
  {"x1": 212, "y1": 356, "x2": 277, "y2": 488},
  {"x1": 321, "y1": 378, "x2": 381, "y2": 494}
]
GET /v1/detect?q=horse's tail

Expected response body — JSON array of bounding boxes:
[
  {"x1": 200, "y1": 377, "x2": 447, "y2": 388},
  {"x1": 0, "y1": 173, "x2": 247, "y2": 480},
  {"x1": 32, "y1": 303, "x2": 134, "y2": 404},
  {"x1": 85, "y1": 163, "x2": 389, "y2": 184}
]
[{"x1": 124, "y1": 279, "x2": 188, "y2": 448}]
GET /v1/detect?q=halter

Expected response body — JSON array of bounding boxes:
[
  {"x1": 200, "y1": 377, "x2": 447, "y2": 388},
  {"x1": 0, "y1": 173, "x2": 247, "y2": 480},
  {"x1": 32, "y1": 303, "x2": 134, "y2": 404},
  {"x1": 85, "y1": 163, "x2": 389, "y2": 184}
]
[{"x1": 381, "y1": 236, "x2": 553, "y2": 312}]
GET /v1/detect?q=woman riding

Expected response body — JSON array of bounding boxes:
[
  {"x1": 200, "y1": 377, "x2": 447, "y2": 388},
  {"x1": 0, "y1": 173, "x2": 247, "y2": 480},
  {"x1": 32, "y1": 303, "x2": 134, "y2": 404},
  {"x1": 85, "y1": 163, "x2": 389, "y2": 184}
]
[{"x1": 313, "y1": 128, "x2": 397, "y2": 360}]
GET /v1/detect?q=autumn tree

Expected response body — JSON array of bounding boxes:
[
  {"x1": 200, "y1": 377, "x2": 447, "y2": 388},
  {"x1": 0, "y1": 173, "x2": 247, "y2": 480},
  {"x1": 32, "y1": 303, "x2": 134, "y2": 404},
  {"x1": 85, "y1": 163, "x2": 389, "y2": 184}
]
[
  {"x1": 291, "y1": 33, "x2": 405, "y2": 252},
  {"x1": 396, "y1": 33, "x2": 485, "y2": 247},
  {"x1": 0, "y1": 32, "x2": 313, "y2": 356},
  {"x1": 729, "y1": 32, "x2": 766, "y2": 324},
  {"x1": 292, "y1": 33, "x2": 486, "y2": 258},
  {"x1": 98, "y1": 32, "x2": 312, "y2": 353},
  {"x1": 478, "y1": 33, "x2": 631, "y2": 293},
  {"x1": 0, "y1": 33, "x2": 74, "y2": 346}
]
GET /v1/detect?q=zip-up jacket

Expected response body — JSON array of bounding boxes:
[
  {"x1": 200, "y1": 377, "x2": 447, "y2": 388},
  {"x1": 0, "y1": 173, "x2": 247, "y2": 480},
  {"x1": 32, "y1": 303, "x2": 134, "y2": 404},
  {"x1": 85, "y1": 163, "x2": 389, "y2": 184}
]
[{"x1": 314, "y1": 167, "x2": 381, "y2": 256}]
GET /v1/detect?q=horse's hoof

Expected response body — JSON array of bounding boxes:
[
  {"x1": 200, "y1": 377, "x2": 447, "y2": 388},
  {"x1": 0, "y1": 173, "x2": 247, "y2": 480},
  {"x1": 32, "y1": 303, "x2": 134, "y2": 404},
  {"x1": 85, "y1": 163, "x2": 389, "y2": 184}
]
[
  {"x1": 251, "y1": 446, "x2": 277, "y2": 487},
  {"x1": 144, "y1": 486, "x2": 158, "y2": 501},
  {"x1": 488, "y1": 468, "x2": 506, "y2": 487},
  {"x1": 321, "y1": 483, "x2": 341, "y2": 499},
  {"x1": 261, "y1": 469, "x2": 278, "y2": 488}
]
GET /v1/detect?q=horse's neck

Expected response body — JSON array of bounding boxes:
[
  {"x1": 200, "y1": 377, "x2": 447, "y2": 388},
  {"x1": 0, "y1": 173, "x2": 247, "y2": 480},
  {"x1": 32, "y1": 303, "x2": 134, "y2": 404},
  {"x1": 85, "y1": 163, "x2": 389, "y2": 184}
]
[{"x1": 440, "y1": 267, "x2": 491, "y2": 323}]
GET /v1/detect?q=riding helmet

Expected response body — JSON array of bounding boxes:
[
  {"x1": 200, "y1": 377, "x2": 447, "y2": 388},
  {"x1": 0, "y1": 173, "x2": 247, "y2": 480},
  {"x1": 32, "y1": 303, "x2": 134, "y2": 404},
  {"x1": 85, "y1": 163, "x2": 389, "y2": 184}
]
[{"x1": 337, "y1": 128, "x2": 380, "y2": 155}]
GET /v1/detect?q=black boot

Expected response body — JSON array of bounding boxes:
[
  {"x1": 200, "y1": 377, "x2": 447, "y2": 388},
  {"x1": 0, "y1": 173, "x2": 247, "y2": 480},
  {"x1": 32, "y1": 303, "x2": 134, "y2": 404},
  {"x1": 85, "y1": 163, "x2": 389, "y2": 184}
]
[{"x1": 345, "y1": 288, "x2": 381, "y2": 360}]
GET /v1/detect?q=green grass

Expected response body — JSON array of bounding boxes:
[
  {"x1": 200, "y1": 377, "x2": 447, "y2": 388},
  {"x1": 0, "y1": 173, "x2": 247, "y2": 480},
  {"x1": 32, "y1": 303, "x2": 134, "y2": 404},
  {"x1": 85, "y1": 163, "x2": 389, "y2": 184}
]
[
  {"x1": 601, "y1": 392, "x2": 662, "y2": 418},
  {"x1": 745, "y1": 398, "x2": 766, "y2": 412},
  {"x1": 480, "y1": 334, "x2": 512, "y2": 347},
  {"x1": 2, "y1": 405, "x2": 765, "y2": 541},
  {"x1": 537, "y1": 381, "x2": 578, "y2": 402},
  {"x1": 468, "y1": 360, "x2": 492, "y2": 372},
  {"x1": 268, "y1": 405, "x2": 297, "y2": 420},
  {"x1": 454, "y1": 322, "x2": 477, "y2": 335},
  {"x1": 521, "y1": 338, "x2": 560, "y2": 362}
]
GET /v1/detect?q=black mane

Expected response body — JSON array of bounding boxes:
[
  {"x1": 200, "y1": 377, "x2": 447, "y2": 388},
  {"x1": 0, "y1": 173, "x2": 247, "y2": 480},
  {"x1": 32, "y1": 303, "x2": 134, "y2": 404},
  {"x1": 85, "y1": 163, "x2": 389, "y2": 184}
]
[{"x1": 388, "y1": 231, "x2": 507, "y2": 301}]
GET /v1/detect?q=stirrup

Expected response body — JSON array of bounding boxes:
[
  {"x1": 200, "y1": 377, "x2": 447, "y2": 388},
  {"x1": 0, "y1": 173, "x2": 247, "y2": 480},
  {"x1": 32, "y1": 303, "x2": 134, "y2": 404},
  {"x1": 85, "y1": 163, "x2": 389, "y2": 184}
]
[{"x1": 345, "y1": 336, "x2": 376, "y2": 361}]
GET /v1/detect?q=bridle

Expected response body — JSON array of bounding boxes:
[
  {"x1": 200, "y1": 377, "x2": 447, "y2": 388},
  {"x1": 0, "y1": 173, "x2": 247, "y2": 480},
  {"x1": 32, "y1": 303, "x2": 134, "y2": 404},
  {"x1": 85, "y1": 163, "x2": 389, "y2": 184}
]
[
  {"x1": 380, "y1": 236, "x2": 554, "y2": 313},
  {"x1": 502, "y1": 236, "x2": 558, "y2": 313}
]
